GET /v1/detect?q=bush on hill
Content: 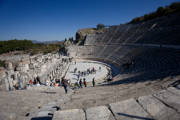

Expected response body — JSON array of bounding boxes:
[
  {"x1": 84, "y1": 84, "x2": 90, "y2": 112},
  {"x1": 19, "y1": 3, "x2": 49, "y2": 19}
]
[
  {"x1": 0, "y1": 60, "x2": 5, "y2": 67},
  {"x1": 97, "y1": 24, "x2": 105, "y2": 30},
  {"x1": 129, "y1": 2, "x2": 180, "y2": 23}
]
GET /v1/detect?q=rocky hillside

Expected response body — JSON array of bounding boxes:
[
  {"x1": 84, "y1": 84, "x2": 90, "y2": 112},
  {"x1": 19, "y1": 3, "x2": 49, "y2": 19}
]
[{"x1": 75, "y1": 28, "x2": 106, "y2": 45}]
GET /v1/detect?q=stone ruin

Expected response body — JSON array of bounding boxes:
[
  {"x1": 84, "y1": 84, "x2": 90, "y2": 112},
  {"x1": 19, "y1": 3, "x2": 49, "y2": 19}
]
[{"x1": 0, "y1": 53, "x2": 68, "y2": 91}]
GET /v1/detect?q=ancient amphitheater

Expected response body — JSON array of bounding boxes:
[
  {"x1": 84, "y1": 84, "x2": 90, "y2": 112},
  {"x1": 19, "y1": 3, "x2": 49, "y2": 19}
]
[{"x1": 0, "y1": 12, "x2": 180, "y2": 120}]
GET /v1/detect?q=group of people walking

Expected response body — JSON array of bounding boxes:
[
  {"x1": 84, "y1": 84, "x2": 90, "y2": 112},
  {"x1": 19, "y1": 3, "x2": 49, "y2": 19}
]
[
  {"x1": 60, "y1": 77, "x2": 96, "y2": 93},
  {"x1": 76, "y1": 78, "x2": 87, "y2": 88},
  {"x1": 29, "y1": 76, "x2": 42, "y2": 86},
  {"x1": 74, "y1": 67, "x2": 98, "y2": 78}
]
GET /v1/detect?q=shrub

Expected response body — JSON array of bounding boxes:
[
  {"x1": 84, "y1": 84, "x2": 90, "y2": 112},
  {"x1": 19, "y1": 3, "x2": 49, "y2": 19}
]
[
  {"x1": 129, "y1": 2, "x2": 180, "y2": 23},
  {"x1": 97, "y1": 24, "x2": 105, "y2": 30},
  {"x1": 0, "y1": 60, "x2": 5, "y2": 67}
]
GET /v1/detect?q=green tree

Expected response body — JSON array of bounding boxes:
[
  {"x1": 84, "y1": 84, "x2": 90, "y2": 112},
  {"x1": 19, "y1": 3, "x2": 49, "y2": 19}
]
[
  {"x1": 0, "y1": 60, "x2": 5, "y2": 67},
  {"x1": 157, "y1": 6, "x2": 164, "y2": 15},
  {"x1": 69, "y1": 37, "x2": 74, "y2": 42},
  {"x1": 64, "y1": 38, "x2": 67, "y2": 42},
  {"x1": 97, "y1": 24, "x2": 105, "y2": 30}
]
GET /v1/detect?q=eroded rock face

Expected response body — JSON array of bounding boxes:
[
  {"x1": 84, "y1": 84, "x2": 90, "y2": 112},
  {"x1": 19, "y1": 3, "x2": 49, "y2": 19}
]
[
  {"x1": 75, "y1": 28, "x2": 106, "y2": 45},
  {"x1": 0, "y1": 53, "x2": 68, "y2": 91}
]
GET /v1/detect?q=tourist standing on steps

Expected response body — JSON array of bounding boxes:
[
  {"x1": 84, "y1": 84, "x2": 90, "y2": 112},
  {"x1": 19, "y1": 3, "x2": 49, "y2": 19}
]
[
  {"x1": 83, "y1": 78, "x2": 87, "y2": 87},
  {"x1": 36, "y1": 76, "x2": 41, "y2": 85},
  {"x1": 61, "y1": 77, "x2": 68, "y2": 94},
  {"x1": 92, "y1": 78, "x2": 95, "y2": 87},
  {"x1": 79, "y1": 79, "x2": 82, "y2": 88},
  {"x1": 77, "y1": 74, "x2": 80, "y2": 80},
  {"x1": 29, "y1": 80, "x2": 33, "y2": 86}
]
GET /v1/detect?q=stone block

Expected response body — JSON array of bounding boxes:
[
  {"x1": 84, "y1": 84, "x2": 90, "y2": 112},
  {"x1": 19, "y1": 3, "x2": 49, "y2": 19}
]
[
  {"x1": 53, "y1": 109, "x2": 85, "y2": 120},
  {"x1": 37, "y1": 110, "x2": 53, "y2": 117},
  {"x1": 86, "y1": 106, "x2": 115, "y2": 120},
  {"x1": 6, "y1": 62, "x2": 13, "y2": 70},
  {"x1": 40, "y1": 105, "x2": 58, "y2": 112},
  {"x1": 138, "y1": 95, "x2": 180, "y2": 120},
  {"x1": 177, "y1": 84, "x2": 180, "y2": 89},
  {"x1": 167, "y1": 87, "x2": 180, "y2": 96},
  {"x1": 154, "y1": 90, "x2": 180, "y2": 113},
  {"x1": 109, "y1": 98, "x2": 152, "y2": 120}
]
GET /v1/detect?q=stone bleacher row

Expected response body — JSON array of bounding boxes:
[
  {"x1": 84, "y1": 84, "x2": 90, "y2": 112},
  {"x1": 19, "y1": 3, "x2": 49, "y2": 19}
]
[
  {"x1": 31, "y1": 86, "x2": 180, "y2": 120},
  {"x1": 68, "y1": 45, "x2": 180, "y2": 83},
  {"x1": 62, "y1": 12, "x2": 180, "y2": 120},
  {"x1": 85, "y1": 12, "x2": 180, "y2": 45}
]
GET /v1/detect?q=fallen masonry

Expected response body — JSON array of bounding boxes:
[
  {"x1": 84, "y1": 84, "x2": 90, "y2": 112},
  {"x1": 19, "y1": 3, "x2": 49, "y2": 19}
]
[{"x1": 0, "y1": 53, "x2": 70, "y2": 91}]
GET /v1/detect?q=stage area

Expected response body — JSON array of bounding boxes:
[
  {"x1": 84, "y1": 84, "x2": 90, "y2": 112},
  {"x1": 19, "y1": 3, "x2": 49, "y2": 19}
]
[{"x1": 65, "y1": 60, "x2": 110, "y2": 84}]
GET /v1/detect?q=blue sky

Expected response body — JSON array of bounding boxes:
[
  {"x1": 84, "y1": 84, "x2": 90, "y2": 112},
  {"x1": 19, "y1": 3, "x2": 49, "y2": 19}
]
[{"x1": 0, "y1": 0, "x2": 179, "y2": 41}]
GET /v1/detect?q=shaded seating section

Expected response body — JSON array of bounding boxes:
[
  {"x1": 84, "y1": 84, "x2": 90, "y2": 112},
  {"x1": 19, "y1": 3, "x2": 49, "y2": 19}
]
[{"x1": 69, "y1": 44, "x2": 180, "y2": 86}]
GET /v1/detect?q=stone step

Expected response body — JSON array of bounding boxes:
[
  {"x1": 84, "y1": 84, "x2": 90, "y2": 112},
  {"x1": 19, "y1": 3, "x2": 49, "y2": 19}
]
[
  {"x1": 109, "y1": 98, "x2": 153, "y2": 120},
  {"x1": 53, "y1": 109, "x2": 85, "y2": 120},
  {"x1": 37, "y1": 110, "x2": 53, "y2": 117},
  {"x1": 40, "y1": 105, "x2": 59, "y2": 112},
  {"x1": 138, "y1": 95, "x2": 180, "y2": 120},
  {"x1": 51, "y1": 87, "x2": 180, "y2": 120},
  {"x1": 153, "y1": 89, "x2": 180, "y2": 113},
  {"x1": 86, "y1": 106, "x2": 115, "y2": 120},
  {"x1": 167, "y1": 87, "x2": 180, "y2": 96},
  {"x1": 31, "y1": 110, "x2": 53, "y2": 120}
]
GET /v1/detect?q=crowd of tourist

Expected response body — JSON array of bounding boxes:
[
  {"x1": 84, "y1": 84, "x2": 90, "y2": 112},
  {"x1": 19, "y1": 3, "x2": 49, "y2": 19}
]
[
  {"x1": 53, "y1": 65, "x2": 102, "y2": 93},
  {"x1": 27, "y1": 58, "x2": 112, "y2": 94}
]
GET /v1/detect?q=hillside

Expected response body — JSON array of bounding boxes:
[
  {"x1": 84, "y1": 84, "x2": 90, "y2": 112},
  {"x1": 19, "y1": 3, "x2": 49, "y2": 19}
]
[
  {"x1": 75, "y1": 28, "x2": 106, "y2": 45},
  {"x1": 0, "y1": 40, "x2": 64, "y2": 55}
]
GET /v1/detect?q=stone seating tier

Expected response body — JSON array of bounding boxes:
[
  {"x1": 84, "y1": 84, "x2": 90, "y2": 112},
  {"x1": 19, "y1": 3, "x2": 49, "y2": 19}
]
[
  {"x1": 31, "y1": 86, "x2": 180, "y2": 120},
  {"x1": 85, "y1": 12, "x2": 180, "y2": 45}
]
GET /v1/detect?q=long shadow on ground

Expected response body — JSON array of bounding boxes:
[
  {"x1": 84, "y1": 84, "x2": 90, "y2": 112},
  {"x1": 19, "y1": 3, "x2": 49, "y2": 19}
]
[
  {"x1": 105, "y1": 69, "x2": 180, "y2": 86},
  {"x1": 117, "y1": 113, "x2": 154, "y2": 120}
]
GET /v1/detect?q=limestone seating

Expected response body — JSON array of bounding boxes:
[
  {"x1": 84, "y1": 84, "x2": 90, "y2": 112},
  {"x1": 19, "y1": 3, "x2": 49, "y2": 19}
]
[
  {"x1": 30, "y1": 89, "x2": 73, "y2": 120},
  {"x1": 72, "y1": 45, "x2": 180, "y2": 87},
  {"x1": 97, "y1": 46, "x2": 116, "y2": 58},
  {"x1": 84, "y1": 12, "x2": 180, "y2": 46},
  {"x1": 51, "y1": 86, "x2": 180, "y2": 120},
  {"x1": 72, "y1": 46, "x2": 180, "y2": 76}
]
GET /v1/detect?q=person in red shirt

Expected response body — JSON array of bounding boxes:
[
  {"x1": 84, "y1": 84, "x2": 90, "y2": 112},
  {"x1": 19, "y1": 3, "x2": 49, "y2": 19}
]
[
  {"x1": 29, "y1": 80, "x2": 33, "y2": 85},
  {"x1": 83, "y1": 78, "x2": 87, "y2": 87}
]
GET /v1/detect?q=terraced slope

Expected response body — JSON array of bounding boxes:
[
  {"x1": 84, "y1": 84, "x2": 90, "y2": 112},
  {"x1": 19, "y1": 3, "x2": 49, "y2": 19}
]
[{"x1": 84, "y1": 12, "x2": 180, "y2": 45}]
